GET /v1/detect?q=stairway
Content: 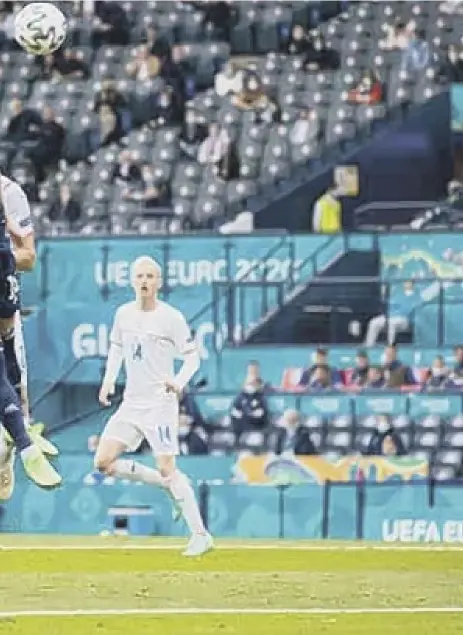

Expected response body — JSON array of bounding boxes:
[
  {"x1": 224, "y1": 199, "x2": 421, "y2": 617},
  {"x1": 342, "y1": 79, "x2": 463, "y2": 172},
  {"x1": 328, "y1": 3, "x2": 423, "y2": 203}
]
[{"x1": 244, "y1": 249, "x2": 381, "y2": 345}]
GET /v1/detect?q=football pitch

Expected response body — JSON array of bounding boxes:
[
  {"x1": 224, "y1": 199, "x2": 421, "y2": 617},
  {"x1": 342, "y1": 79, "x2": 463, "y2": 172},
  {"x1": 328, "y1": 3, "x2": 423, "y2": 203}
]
[{"x1": 0, "y1": 536, "x2": 462, "y2": 634}]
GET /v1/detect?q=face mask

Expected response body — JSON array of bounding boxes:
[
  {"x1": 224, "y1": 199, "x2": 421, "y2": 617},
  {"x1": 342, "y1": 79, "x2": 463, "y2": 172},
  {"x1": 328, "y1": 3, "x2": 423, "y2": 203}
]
[{"x1": 432, "y1": 368, "x2": 446, "y2": 378}]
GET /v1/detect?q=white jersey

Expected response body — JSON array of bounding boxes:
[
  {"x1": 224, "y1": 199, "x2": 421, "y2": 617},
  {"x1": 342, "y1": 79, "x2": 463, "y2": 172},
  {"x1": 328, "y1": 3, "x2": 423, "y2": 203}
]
[
  {"x1": 1, "y1": 175, "x2": 33, "y2": 240},
  {"x1": 111, "y1": 300, "x2": 196, "y2": 406}
]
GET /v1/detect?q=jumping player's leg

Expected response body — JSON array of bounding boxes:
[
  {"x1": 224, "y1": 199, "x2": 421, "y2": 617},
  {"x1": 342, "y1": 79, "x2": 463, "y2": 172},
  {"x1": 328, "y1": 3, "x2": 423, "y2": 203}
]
[
  {"x1": 0, "y1": 323, "x2": 60, "y2": 489},
  {"x1": 0, "y1": 425, "x2": 15, "y2": 501},
  {"x1": 12, "y1": 311, "x2": 58, "y2": 456}
]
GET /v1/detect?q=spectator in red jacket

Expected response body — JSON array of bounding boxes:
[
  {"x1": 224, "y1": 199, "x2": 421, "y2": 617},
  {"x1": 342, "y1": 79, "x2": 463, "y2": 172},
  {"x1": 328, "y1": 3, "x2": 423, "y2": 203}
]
[{"x1": 347, "y1": 70, "x2": 383, "y2": 105}]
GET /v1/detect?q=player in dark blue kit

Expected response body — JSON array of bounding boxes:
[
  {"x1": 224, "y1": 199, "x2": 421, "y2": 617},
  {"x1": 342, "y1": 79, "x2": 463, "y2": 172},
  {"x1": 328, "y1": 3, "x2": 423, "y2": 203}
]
[{"x1": 0, "y1": 185, "x2": 61, "y2": 492}]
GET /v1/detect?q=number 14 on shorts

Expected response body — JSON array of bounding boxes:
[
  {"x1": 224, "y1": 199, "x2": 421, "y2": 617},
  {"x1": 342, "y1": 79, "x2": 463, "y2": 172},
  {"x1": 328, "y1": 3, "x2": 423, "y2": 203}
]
[{"x1": 157, "y1": 425, "x2": 172, "y2": 444}]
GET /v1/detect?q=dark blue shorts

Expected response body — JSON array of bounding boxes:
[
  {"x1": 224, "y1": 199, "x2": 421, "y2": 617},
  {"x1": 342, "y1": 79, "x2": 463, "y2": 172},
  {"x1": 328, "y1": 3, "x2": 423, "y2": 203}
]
[{"x1": 0, "y1": 246, "x2": 19, "y2": 319}]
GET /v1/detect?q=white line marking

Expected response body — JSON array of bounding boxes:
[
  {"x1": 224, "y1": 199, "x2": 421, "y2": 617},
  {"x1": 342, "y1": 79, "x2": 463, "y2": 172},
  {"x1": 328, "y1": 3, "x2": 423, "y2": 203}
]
[
  {"x1": 0, "y1": 608, "x2": 461, "y2": 618},
  {"x1": 1, "y1": 543, "x2": 463, "y2": 552}
]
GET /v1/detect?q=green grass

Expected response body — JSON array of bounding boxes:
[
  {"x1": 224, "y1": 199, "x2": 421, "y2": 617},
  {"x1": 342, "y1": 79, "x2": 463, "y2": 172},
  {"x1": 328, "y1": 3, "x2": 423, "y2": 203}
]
[{"x1": 0, "y1": 536, "x2": 461, "y2": 634}]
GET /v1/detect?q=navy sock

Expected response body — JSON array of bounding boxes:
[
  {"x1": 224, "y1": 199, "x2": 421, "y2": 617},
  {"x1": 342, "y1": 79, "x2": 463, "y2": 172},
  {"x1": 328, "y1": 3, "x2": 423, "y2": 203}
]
[{"x1": 0, "y1": 345, "x2": 30, "y2": 452}]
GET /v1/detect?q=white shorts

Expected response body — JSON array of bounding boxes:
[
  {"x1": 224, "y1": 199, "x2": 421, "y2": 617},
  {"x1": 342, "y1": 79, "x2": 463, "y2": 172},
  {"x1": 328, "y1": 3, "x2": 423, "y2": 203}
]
[
  {"x1": 101, "y1": 397, "x2": 179, "y2": 455},
  {"x1": 14, "y1": 311, "x2": 27, "y2": 388}
]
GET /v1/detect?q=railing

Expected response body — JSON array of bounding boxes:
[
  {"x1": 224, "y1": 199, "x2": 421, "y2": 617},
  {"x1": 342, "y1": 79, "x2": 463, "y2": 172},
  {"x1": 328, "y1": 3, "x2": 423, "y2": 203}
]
[
  {"x1": 215, "y1": 276, "x2": 463, "y2": 347},
  {"x1": 353, "y1": 201, "x2": 438, "y2": 230}
]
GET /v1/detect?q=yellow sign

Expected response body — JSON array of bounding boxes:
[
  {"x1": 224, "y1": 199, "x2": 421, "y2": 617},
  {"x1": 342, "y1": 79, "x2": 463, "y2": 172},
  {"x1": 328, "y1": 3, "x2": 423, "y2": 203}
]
[{"x1": 234, "y1": 455, "x2": 429, "y2": 485}]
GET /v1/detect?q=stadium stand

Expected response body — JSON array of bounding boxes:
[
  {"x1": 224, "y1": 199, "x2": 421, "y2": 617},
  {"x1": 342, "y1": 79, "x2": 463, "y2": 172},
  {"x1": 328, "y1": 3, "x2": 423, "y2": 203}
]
[{"x1": 0, "y1": 0, "x2": 459, "y2": 236}]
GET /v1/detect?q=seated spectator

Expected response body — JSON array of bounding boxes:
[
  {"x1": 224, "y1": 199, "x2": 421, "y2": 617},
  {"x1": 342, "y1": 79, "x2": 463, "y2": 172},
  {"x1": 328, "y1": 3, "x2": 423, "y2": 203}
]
[
  {"x1": 215, "y1": 62, "x2": 243, "y2": 98},
  {"x1": 273, "y1": 409, "x2": 317, "y2": 456},
  {"x1": 94, "y1": 79, "x2": 131, "y2": 135},
  {"x1": 304, "y1": 34, "x2": 340, "y2": 71},
  {"x1": 380, "y1": 18, "x2": 414, "y2": 51},
  {"x1": 347, "y1": 70, "x2": 383, "y2": 105},
  {"x1": 90, "y1": 103, "x2": 121, "y2": 150},
  {"x1": 178, "y1": 413, "x2": 208, "y2": 456},
  {"x1": 299, "y1": 348, "x2": 343, "y2": 389},
  {"x1": 243, "y1": 360, "x2": 272, "y2": 393},
  {"x1": 232, "y1": 73, "x2": 280, "y2": 123},
  {"x1": 367, "y1": 419, "x2": 406, "y2": 456},
  {"x1": 401, "y1": 29, "x2": 431, "y2": 73},
  {"x1": 41, "y1": 48, "x2": 90, "y2": 81},
  {"x1": 200, "y1": 1, "x2": 236, "y2": 39},
  {"x1": 289, "y1": 108, "x2": 321, "y2": 146},
  {"x1": 350, "y1": 350, "x2": 370, "y2": 387},
  {"x1": 152, "y1": 87, "x2": 184, "y2": 128},
  {"x1": 230, "y1": 363, "x2": 269, "y2": 436},
  {"x1": 112, "y1": 150, "x2": 142, "y2": 186},
  {"x1": 92, "y1": 0, "x2": 130, "y2": 47},
  {"x1": 47, "y1": 183, "x2": 82, "y2": 227},
  {"x1": 365, "y1": 280, "x2": 419, "y2": 347},
  {"x1": 382, "y1": 344, "x2": 416, "y2": 388},
  {"x1": 197, "y1": 123, "x2": 237, "y2": 180},
  {"x1": 423, "y1": 355, "x2": 450, "y2": 391},
  {"x1": 448, "y1": 345, "x2": 463, "y2": 388},
  {"x1": 286, "y1": 24, "x2": 311, "y2": 56},
  {"x1": 28, "y1": 106, "x2": 65, "y2": 179},
  {"x1": 179, "y1": 110, "x2": 209, "y2": 158},
  {"x1": 126, "y1": 45, "x2": 161, "y2": 81},
  {"x1": 122, "y1": 164, "x2": 170, "y2": 208},
  {"x1": 5, "y1": 99, "x2": 42, "y2": 144},
  {"x1": 307, "y1": 364, "x2": 333, "y2": 392},
  {"x1": 438, "y1": 44, "x2": 463, "y2": 83},
  {"x1": 145, "y1": 27, "x2": 172, "y2": 61},
  {"x1": 363, "y1": 366, "x2": 385, "y2": 391}
]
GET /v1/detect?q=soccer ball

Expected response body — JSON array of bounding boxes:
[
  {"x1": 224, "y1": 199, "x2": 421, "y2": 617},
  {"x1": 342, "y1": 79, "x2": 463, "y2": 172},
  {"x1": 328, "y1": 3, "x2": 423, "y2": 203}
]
[{"x1": 14, "y1": 3, "x2": 67, "y2": 55}]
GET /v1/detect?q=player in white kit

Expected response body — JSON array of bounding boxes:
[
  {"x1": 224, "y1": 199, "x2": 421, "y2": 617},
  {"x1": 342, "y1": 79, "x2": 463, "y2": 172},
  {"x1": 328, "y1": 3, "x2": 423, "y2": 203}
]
[{"x1": 96, "y1": 256, "x2": 214, "y2": 556}]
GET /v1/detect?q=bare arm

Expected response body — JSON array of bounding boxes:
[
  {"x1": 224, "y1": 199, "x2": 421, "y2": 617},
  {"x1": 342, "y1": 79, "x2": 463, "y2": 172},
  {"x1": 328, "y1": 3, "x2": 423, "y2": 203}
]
[{"x1": 8, "y1": 227, "x2": 36, "y2": 272}]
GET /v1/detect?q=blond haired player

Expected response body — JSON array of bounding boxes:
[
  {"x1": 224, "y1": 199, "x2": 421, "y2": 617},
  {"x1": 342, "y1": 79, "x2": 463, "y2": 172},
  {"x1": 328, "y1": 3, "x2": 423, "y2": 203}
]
[{"x1": 96, "y1": 256, "x2": 213, "y2": 556}]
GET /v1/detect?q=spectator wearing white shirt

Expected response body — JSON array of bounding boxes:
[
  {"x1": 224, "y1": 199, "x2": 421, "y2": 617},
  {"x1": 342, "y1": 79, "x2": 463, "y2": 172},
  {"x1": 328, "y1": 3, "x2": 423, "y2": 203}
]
[
  {"x1": 215, "y1": 62, "x2": 243, "y2": 98},
  {"x1": 289, "y1": 109, "x2": 321, "y2": 146},
  {"x1": 197, "y1": 123, "x2": 231, "y2": 175}
]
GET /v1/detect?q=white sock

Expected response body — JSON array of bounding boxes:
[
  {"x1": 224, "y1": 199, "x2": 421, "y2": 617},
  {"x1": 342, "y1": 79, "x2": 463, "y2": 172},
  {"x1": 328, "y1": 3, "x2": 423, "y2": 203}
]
[
  {"x1": 111, "y1": 459, "x2": 166, "y2": 487},
  {"x1": 168, "y1": 470, "x2": 206, "y2": 535},
  {"x1": 20, "y1": 445, "x2": 39, "y2": 460}
]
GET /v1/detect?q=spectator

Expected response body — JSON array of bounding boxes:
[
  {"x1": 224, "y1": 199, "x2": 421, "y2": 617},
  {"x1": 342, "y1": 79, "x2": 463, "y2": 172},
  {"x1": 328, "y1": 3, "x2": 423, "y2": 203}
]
[
  {"x1": 423, "y1": 355, "x2": 450, "y2": 391},
  {"x1": 367, "y1": 418, "x2": 406, "y2": 456},
  {"x1": 126, "y1": 45, "x2": 161, "y2": 81},
  {"x1": 273, "y1": 409, "x2": 317, "y2": 455},
  {"x1": 178, "y1": 413, "x2": 208, "y2": 456},
  {"x1": 92, "y1": 1, "x2": 130, "y2": 47},
  {"x1": 304, "y1": 34, "x2": 340, "y2": 71},
  {"x1": 243, "y1": 360, "x2": 272, "y2": 393},
  {"x1": 365, "y1": 280, "x2": 419, "y2": 347},
  {"x1": 122, "y1": 164, "x2": 170, "y2": 208},
  {"x1": 438, "y1": 44, "x2": 463, "y2": 83},
  {"x1": 28, "y1": 106, "x2": 65, "y2": 179},
  {"x1": 232, "y1": 73, "x2": 279, "y2": 123},
  {"x1": 289, "y1": 108, "x2": 321, "y2": 146},
  {"x1": 307, "y1": 364, "x2": 333, "y2": 392},
  {"x1": 230, "y1": 374, "x2": 269, "y2": 437},
  {"x1": 47, "y1": 183, "x2": 82, "y2": 227},
  {"x1": 112, "y1": 150, "x2": 142, "y2": 186},
  {"x1": 197, "y1": 123, "x2": 232, "y2": 176},
  {"x1": 381, "y1": 19, "x2": 414, "y2": 51},
  {"x1": 152, "y1": 87, "x2": 184, "y2": 127},
  {"x1": 350, "y1": 350, "x2": 370, "y2": 387},
  {"x1": 41, "y1": 48, "x2": 90, "y2": 81},
  {"x1": 179, "y1": 110, "x2": 209, "y2": 158},
  {"x1": 200, "y1": 1, "x2": 236, "y2": 39},
  {"x1": 363, "y1": 366, "x2": 385, "y2": 391},
  {"x1": 286, "y1": 24, "x2": 311, "y2": 55},
  {"x1": 448, "y1": 345, "x2": 463, "y2": 388},
  {"x1": 145, "y1": 27, "x2": 172, "y2": 61},
  {"x1": 382, "y1": 344, "x2": 416, "y2": 388},
  {"x1": 5, "y1": 99, "x2": 42, "y2": 144},
  {"x1": 91, "y1": 103, "x2": 121, "y2": 149},
  {"x1": 94, "y1": 79, "x2": 131, "y2": 134},
  {"x1": 215, "y1": 62, "x2": 243, "y2": 98},
  {"x1": 299, "y1": 348, "x2": 343, "y2": 388},
  {"x1": 347, "y1": 70, "x2": 383, "y2": 105},
  {"x1": 312, "y1": 186, "x2": 342, "y2": 233},
  {"x1": 401, "y1": 29, "x2": 431, "y2": 73}
]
